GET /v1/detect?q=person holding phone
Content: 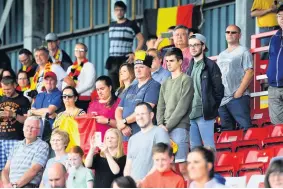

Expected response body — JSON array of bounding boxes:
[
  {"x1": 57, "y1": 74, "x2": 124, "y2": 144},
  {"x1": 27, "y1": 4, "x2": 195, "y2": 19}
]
[{"x1": 85, "y1": 128, "x2": 126, "y2": 188}]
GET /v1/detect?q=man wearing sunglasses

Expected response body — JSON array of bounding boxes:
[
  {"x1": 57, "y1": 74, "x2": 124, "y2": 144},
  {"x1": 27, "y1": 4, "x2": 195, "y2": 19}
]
[{"x1": 217, "y1": 25, "x2": 254, "y2": 132}]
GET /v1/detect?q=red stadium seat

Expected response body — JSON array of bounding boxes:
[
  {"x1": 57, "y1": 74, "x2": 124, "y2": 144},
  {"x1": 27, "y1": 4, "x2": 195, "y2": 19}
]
[
  {"x1": 263, "y1": 125, "x2": 283, "y2": 147},
  {"x1": 267, "y1": 145, "x2": 283, "y2": 156},
  {"x1": 216, "y1": 130, "x2": 244, "y2": 152}
]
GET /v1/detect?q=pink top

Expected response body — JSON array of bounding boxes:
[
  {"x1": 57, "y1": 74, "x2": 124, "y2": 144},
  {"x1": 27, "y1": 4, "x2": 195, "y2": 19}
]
[
  {"x1": 87, "y1": 98, "x2": 121, "y2": 140},
  {"x1": 163, "y1": 47, "x2": 192, "y2": 73}
]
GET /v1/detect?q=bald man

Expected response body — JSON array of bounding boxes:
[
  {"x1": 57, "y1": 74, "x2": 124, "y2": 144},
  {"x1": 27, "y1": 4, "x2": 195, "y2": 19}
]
[{"x1": 48, "y1": 163, "x2": 67, "y2": 188}]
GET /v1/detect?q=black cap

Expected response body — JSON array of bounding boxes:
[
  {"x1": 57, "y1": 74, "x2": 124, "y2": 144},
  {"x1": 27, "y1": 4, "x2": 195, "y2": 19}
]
[
  {"x1": 134, "y1": 51, "x2": 153, "y2": 68},
  {"x1": 277, "y1": 5, "x2": 283, "y2": 13}
]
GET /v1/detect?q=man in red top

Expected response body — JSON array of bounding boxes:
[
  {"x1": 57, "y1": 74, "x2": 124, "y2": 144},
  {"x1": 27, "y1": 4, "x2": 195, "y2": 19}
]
[{"x1": 140, "y1": 142, "x2": 185, "y2": 188}]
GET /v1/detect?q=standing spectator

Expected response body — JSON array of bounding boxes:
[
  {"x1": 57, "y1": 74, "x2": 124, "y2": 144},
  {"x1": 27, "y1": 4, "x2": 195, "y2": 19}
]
[
  {"x1": 154, "y1": 26, "x2": 175, "y2": 57},
  {"x1": 264, "y1": 159, "x2": 283, "y2": 188},
  {"x1": 1, "y1": 116, "x2": 49, "y2": 188},
  {"x1": 87, "y1": 76, "x2": 120, "y2": 140},
  {"x1": 147, "y1": 48, "x2": 171, "y2": 84},
  {"x1": 0, "y1": 38, "x2": 11, "y2": 74},
  {"x1": 124, "y1": 102, "x2": 170, "y2": 181},
  {"x1": 112, "y1": 176, "x2": 137, "y2": 188},
  {"x1": 157, "y1": 47, "x2": 194, "y2": 178},
  {"x1": 63, "y1": 43, "x2": 95, "y2": 111},
  {"x1": 106, "y1": 1, "x2": 144, "y2": 90},
  {"x1": 140, "y1": 143, "x2": 185, "y2": 188},
  {"x1": 66, "y1": 146, "x2": 94, "y2": 188},
  {"x1": 45, "y1": 32, "x2": 73, "y2": 71},
  {"x1": 146, "y1": 35, "x2": 157, "y2": 50},
  {"x1": 0, "y1": 76, "x2": 30, "y2": 172},
  {"x1": 267, "y1": 5, "x2": 283, "y2": 124},
  {"x1": 40, "y1": 129, "x2": 70, "y2": 188},
  {"x1": 116, "y1": 63, "x2": 135, "y2": 98},
  {"x1": 187, "y1": 147, "x2": 224, "y2": 188},
  {"x1": 85, "y1": 128, "x2": 126, "y2": 188},
  {"x1": 186, "y1": 34, "x2": 224, "y2": 150},
  {"x1": 18, "y1": 48, "x2": 37, "y2": 82},
  {"x1": 115, "y1": 52, "x2": 160, "y2": 142},
  {"x1": 217, "y1": 25, "x2": 254, "y2": 131},
  {"x1": 16, "y1": 71, "x2": 30, "y2": 93},
  {"x1": 48, "y1": 163, "x2": 68, "y2": 188}
]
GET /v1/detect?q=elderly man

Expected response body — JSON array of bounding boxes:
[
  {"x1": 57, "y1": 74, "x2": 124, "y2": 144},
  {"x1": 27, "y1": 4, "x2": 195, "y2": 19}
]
[
  {"x1": 48, "y1": 163, "x2": 68, "y2": 188},
  {"x1": 1, "y1": 116, "x2": 49, "y2": 188}
]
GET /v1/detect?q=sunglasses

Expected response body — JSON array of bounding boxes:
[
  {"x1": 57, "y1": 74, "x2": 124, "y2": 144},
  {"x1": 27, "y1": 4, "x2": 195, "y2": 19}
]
[
  {"x1": 225, "y1": 31, "x2": 238, "y2": 34},
  {"x1": 62, "y1": 94, "x2": 74, "y2": 99}
]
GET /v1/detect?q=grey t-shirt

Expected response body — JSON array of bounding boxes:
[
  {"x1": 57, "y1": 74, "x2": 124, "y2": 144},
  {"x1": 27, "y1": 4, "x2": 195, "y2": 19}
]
[
  {"x1": 217, "y1": 45, "x2": 253, "y2": 106},
  {"x1": 127, "y1": 126, "x2": 170, "y2": 181}
]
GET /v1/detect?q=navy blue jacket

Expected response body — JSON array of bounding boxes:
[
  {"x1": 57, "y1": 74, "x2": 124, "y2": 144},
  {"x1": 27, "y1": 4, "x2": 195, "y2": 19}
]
[
  {"x1": 186, "y1": 57, "x2": 224, "y2": 120},
  {"x1": 267, "y1": 29, "x2": 283, "y2": 87}
]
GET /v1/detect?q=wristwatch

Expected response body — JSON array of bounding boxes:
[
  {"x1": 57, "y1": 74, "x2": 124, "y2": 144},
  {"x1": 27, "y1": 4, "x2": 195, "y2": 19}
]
[
  {"x1": 123, "y1": 118, "x2": 127, "y2": 124},
  {"x1": 12, "y1": 183, "x2": 17, "y2": 188}
]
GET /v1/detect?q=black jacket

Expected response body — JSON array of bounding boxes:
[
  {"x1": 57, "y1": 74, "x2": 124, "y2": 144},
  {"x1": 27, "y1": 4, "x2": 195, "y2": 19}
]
[{"x1": 186, "y1": 56, "x2": 224, "y2": 120}]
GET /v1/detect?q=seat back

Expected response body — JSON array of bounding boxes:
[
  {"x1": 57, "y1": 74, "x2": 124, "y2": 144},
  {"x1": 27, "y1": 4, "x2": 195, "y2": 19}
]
[
  {"x1": 246, "y1": 175, "x2": 265, "y2": 188},
  {"x1": 225, "y1": 176, "x2": 247, "y2": 188},
  {"x1": 216, "y1": 151, "x2": 245, "y2": 170},
  {"x1": 243, "y1": 127, "x2": 271, "y2": 141},
  {"x1": 217, "y1": 130, "x2": 244, "y2": 143},
  {"x1": 244, "y1": 148, "x2": 274, "y2": 164},
  {"x1": 271, "y1": 125, "x2": 283, "y2": 137}
]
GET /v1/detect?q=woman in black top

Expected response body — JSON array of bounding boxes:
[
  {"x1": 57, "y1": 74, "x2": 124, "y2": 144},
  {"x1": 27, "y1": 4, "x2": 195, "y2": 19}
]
[{"x1": 85, "y1": 128, "x2": 126, "y2": 188}]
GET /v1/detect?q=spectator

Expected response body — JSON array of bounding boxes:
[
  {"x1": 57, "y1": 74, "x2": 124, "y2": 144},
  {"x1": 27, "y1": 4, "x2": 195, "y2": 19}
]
[
  {"x1": 0, "y1": 68, "x2": 17, "y2": 96},
  {"x1": 1, "y1": 116, "x2": 49, "y2": 188},
  {"x1": 115, "y1": 52, "x2": 161, "y2": 142},
  {"x1": 48, "y1": 162, "x2": 68, "y2": 188},
  {"x1": 29, "y1": 71, "x2": 63, "y2": 131},
  {"x1": 140, "y1": 143, "x2": 185, "y2": 188},
  {"x1": 264, "y1": 159, "x2": 283, "y2": 188},
  {"x1": 18, "y1": 48, "x2": 37, "y2": 81},
  {"x1": 31, "y1": 46, "x2": 66, "y2": 93},
  {"x1": 154, "y1": 25, "x2": 175, "y2": 56},
  {"x1": 0, "y1": 38, "x2": 11, "y2": 74},
  {"x1": 115, "y1": 63, "x2": 135, "y2": 98},
  {"x1": 87, "y1": 76, "x2": 120, "y2": 140},
  {"x1": 147, "y1": 48, "x2": 171, "y2": 84},
  {"x1": 63, "y1": 42, "x2": 95, "y2": 111},
  {"x1": 106, "y1": 1, "x2": 144, "y2": 90},
  {"x1": 40, "y1": 129, "x2": 70, "y2": 188},
  {"x1": 146, "y1": 35, "x2": 158, "y2": 50},
  {"x1": 267, "y1": 5, "x2": 283, "y2": 124},
  {"x1": 16, "y1": 71, "x2": 30, "y2": 93},
  {"x1": 85, "y1": 128, "x2": 126, "y2": 188},
  {"x1": 124, "y1": 102, "x2": 170, "y2": 181},
  {"x1": 112, "y1": 176, "x2": 137, "y2": 188},
  {"x1": 186, "y1": 34, "x2": 224, "y2": 150},
  {"x1": 157, "y1": 47, "x2": 194, "y2": 178},
  {"x1": 66, "y1": 146, "x2": 94, "y2": 188},
  {"x1": 45, "y1": 32, "x2": 73, "y2": 71},
  {"x1": 217, "y1": 25, "x2": 254, "y2": 131},
  {"x1": 163, "y1": 25, "x2": 193, "y2": 73},
  {"x1": 187, "y1": 147, "x2": 224, "y2": 188},
  {"x1": 0, "y1": 76, "x2": 30, "y2": 172}
]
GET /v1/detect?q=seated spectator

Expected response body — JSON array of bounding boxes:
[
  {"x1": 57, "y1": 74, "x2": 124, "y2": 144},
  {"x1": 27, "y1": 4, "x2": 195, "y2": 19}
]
[
  {"x1": 47, "y1": 162, "x2": 68, "y2": 188},
  {"x1": 147, "y1": 48, "x2": 171, "y2": 84},
  {"x1": 112, "y1": 176, "x2": 137, "y2": 188},
  {"x1": 63, "y1": 43, "x2": 96, "y2": 111},
  {"x1": 66, "y1": 146, "x2": 94, "y2": 188},
  {"x1": 140, "y1": 143, "x2": 185, "y2": 188},
  {"x1": 0, "y1": 38, "x2": 11, "y2": 74},
  {"x1": 40, "y1": 129, "x2": 70, "y2": 188},
  {"x1": 1, "y1": 116, "x2": 49, "y2": 188},
  {"x1": 87, "y1": 76, "x2": 120, "y2": 140},
  {"x1": 16, "y1": 71, "x2": 30, "y2": 93},
  {"x1": 18, "y1": 48, "x2": 38, "y2": 82},
  {"x1": 116, "y1": 63, "x2": 135, "y2": 98},
  {"x1": 0, "y1": 76, "x2": 30, "y2": 172},
  {"x1": 264, "y1": 159, "x2": 283, "y2": 188},
  {"x1": 0, "y1": 68, "x2": 17, "y2": 96},
  {"x1": 85, "y1": 128, "x2": 126, "y2": 188},
  {"x1": 45, "y1": 32, "x2": 72, "y2": 71},
  {"x1": 28, "y1": 71, "x2": 63, "y2": 132},
  {"x1": 124, "y1": 102, "x2": 170, "y2": 181},
  {"x1": 187, "y1": 147, "x2": 224, "y2": 188},
  {"x1": 146, "y1": 35, "x2": 158, "y2": 50}
]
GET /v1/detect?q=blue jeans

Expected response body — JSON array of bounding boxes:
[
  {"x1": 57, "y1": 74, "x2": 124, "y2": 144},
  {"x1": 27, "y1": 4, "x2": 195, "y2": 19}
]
[
  {"x1": 190, "y1": 117, "x2": 215, "y2": 150},
  {"x1": 218, "y1": 95, "x2": 252, "y2": 131},
  {"x1": 169, "y1": 128, "x2": 189, "y2": 163}
]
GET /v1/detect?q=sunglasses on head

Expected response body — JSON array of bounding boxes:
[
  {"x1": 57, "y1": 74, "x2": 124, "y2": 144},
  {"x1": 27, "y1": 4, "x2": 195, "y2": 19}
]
[
  {"x1": 225, "y1": 31, "x2": 238, "y2": 34},
  {"x1": 62, "y1": 94, "x2": 74, "y2": 99}
]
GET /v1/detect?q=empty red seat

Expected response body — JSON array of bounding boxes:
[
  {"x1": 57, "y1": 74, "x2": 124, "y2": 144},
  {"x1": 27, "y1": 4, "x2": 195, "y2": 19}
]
[
  {"x1": 266, "y1": 145, "x2": 283, "y2": 156},
  {"x1": 263, "y1": 125, "x2": 283, "y2": 147},
  {"x1": 216, "y1": 130, "x2": 244, "y2": 152}
]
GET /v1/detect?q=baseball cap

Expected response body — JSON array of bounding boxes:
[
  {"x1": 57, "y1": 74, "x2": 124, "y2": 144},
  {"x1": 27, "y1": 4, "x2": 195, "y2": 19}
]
[
  {"x1": 45, "y1": 33, "x2": 58, "y2": 42},
  {"x1": 44, "y1": 71, "x2": 57, "y2": 80},
  {"x1": 134, "y1": 50, "x2": 153, "y2": 68},
  {"x1": 190, "y1": 33, "x2": 209, "y2": 52}
]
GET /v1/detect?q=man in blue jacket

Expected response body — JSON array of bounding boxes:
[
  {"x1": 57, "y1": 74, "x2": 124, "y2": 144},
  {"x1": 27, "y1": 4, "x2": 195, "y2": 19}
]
[{"x1": 267, "y1": 5, "x2": 283, "y2": 124}]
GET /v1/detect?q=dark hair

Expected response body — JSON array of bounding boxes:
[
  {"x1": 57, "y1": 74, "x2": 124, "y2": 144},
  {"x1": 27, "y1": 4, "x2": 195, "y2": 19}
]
[
  {"x1": 147, "y1": 48, "x2": 162, "y2": 59},
  {"x1": 168, "y1": 26, "x2": 176, "y2": 30},
  {"x1": 188, "y1": 28, "x2": 199, "y2": 34},
  {"x1": 174, "y1": 25, "x2": 189, "y2": 34},
  {"x1": 165, "y1": 47, "x2": 183, "y2": 61},
  {"x1": 62, "y1": 86, "x2": 79, "y2": 98},
  {"x1": 152, "y1": 142, "x2": 173, "y2": 157},
  {"x1": 96, "y1": 75, "x2": 118, "y2": 107},
  {"x1": 1, "y1": 76, "x2": 16, "y2": 85},
  {"x1": 76, "y1": 42, "x2": 88, "y2": 52},
  {"x1": 264, "y1": 159, "x2": 283, "y2": 188},
  {"x1": 135, "y1": 102, "x2": 153, "y2": 113},
  {"x1": 147, "y1": 35, "x2": 158, "y2": 42},
  {"x1": 112, "y1": 176, "x2": 137, "y2": 188},
  {"x1": 17, "y1": 71, "x2": 29, "y2": 82},
  {"x1": 190, "y1": 146, "x2": 215, "y2": 179},
  {"x1": 114, "y1": 1, "x2": 127, "y2": 11},
  {"x1": 277, "y1": 5, "x2": 283, "y2": 13},
  {"x1": 34, "y1": 46, "x2": 49, "y2": 56},
  {"x1": 19, "y1": 48, "x2": 33, "y2": 56},
  {"x1": 0, "y1": 68, "x2": 16, "y2": 82}
]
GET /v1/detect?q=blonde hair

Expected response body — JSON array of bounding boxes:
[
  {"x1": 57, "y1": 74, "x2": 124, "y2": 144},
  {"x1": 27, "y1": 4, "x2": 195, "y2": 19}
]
[
  {"x1": 100, "y1": 128, "x2": 124, "y2": 159},
  {"x1": 51, "y1": 129, "x2": 70, "y2": 149},
  {"x1": 118, "y1": 63, "x2": 135, "y2": 92}
]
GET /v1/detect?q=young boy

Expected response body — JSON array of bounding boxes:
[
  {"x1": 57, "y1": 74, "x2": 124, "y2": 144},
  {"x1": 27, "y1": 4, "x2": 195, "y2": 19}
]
[{"x1": 141, "y1": 143, "x2": 185, "y2": 188}]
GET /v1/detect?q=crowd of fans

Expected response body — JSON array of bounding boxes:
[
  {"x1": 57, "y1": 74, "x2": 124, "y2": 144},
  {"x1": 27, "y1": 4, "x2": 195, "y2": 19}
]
[{"x1": 0, "y1": 0, "x2": 283, "y2": 188}]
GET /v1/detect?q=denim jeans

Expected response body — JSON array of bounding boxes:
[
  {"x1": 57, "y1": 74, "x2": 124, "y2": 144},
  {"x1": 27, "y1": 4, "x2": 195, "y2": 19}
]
[
  {"x1": 218, "y1": 95, "x2": 252, "y2": 131},
  {"x1": 190, "y1": 117, "x2": 215, "y2": 150},
  {"x1": 169, "y1": 128, "x2": 189, "y2": 163}
]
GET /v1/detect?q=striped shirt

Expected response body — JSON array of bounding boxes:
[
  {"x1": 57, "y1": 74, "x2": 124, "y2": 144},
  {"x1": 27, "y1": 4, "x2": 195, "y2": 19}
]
[
  {"x1": 8, "y1": 138, "x2": 49, "y2": 185},
  {"x1": 109, "y1": 19, "x2": 140, "y2": 57}
]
